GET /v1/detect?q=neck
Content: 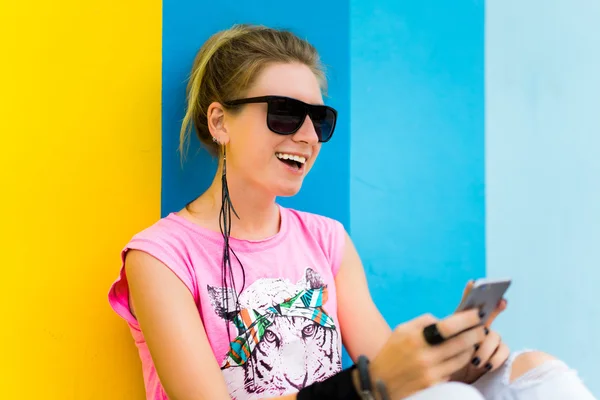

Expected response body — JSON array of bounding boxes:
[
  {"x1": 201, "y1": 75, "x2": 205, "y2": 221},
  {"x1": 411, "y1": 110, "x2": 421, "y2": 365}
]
[{"x1": 192, "y1": 163, "x2": 280, "y2": 240}]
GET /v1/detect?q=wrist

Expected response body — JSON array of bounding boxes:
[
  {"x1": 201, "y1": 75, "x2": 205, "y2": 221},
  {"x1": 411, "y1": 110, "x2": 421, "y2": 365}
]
[
  {"x1": 351, "y1": 368, "x2": 379, "y2": 400},
  {"x1": 297, "y1": 367, "x2": 361, "y2": 400},
  {"x1": 353, "y1": 356, "x2": 385, "y2": 400}
]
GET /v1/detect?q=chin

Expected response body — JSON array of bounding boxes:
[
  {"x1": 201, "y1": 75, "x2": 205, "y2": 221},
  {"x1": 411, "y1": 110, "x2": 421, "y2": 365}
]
[{"x1": 275, "y1": 182, "x2": 303, "y2": 197}]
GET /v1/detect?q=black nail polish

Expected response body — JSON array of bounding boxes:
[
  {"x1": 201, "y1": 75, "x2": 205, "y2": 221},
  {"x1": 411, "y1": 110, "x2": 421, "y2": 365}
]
[
  {"x1": 474, "y1": 344, "x2": 480, "y2": 351},
  {"x1": 484, "y1": 327, "x2": 490, "y2": 335},
  {"x1": 472, "y1": 357, "x2": 481, "y2": 366},
  {"x1": 485, "y1": 363, "x2": 493, "y2": 371},
  {"x1": 478, "y1": 310, "x2": 486, "y2": 319}
]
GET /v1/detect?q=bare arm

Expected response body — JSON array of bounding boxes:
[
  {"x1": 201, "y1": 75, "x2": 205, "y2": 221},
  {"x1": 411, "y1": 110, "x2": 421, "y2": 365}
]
[
  {"x1": 335, "y1": 231, "x2": 393, "y2": 362},
  {"x1": 125, "y1": 250, "x2": 297, "y2": 400}
]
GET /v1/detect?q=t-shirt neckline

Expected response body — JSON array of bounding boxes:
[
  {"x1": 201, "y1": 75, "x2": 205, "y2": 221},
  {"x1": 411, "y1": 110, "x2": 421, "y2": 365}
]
[{"x1": 165, "y1": 203, "x2": 289, "y2": 252}]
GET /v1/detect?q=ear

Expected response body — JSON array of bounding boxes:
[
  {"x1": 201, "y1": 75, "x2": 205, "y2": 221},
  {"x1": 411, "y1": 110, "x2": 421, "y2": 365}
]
[
  {"x1": 207, "y1": 101, "x2": 230, "y2": 145},
  {"x1": 207, "y1": 284, "x2": 239, "y2": 320}
]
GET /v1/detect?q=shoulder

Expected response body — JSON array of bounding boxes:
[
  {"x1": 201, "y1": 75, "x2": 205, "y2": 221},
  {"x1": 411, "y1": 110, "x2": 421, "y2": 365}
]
[
  {"x1": 123, "y1": 211, "x2": 213, "y2": 264},
  {"x1": 283, "y1": 206, "x2": 346, "y2": 234},
  {"x1": 127, "y1": 212, "x2": 190, "y2": 247},
  {"x1": 281, "y1": 206, "x2": 348, "y2": 276},
  {"x1": 124, "y1": 211, "x2": 207, "y2": 274}
]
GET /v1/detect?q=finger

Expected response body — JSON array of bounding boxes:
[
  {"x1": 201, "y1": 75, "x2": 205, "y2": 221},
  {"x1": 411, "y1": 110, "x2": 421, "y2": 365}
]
[
  {"x1": 485, "y1": 342, "x2": 511, "y2": 373},
  {"x1": 435, "y1": 309, "x2": 482, "y2": 340},
  {"x1": 435, "y1": 347, "x2": 474, "y2": 381},
  {"x1": 455, "y1": 280, "x2": 475, "y2": 313},
  {"x1": 436, "y1": 324, "x2": 487, "y2": 361},
  {"x1": 471, "y1": 330, "x2": 501, "y2": 368},
  {"x1": 485, "y1": 298, "x2": 508, "y2": 328},
  {"x1": 408, "y1": 313, "x2": 439, "y2": 329}
]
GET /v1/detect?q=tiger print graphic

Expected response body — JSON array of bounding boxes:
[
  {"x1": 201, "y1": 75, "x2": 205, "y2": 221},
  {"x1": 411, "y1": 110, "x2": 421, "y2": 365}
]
[{"x1": 207, "y1": 268, "x2": 342, "y2": 399}]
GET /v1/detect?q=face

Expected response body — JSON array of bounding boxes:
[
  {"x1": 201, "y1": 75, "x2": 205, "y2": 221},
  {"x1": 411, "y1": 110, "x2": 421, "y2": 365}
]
[{"x1": 210, "y1": 62, "x2": 325, "y2": 198}]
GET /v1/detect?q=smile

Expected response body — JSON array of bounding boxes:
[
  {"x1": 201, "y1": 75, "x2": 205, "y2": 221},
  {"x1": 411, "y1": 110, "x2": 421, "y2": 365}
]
[{"x1": 276, "y1": 152, "x2": 307, "y2": 173}]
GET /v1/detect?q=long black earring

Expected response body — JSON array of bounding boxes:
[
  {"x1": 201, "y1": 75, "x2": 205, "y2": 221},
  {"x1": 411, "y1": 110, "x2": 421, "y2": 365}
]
[
  {"x1": 215, "y1": 140, "x2": 254, "y2": 382},
  {"x1": 220, "y1": 144, "x2": 239, "y2": 223},
  {"x1": 216, "y1": 141, "x2": 245, "y2": 340}
]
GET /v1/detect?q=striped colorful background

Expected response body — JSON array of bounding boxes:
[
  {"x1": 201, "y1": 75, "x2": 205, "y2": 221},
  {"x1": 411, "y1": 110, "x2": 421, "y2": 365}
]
[{"x1": 2, "y1": 0, "x2": 598, "y2": 398}]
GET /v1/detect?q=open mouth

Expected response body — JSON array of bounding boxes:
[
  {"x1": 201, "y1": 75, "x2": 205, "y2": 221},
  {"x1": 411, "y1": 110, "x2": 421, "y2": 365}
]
[{"x1": 276, "y1": 152, "x2": 306, "y2": 171}]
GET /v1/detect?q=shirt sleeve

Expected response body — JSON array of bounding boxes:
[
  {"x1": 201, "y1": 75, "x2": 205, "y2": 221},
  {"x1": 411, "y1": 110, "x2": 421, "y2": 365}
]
[
  {"x1": 327, "y1": 218, "x2": 347, "y2": 278},
  {"x1": 107, "y1": 224, "x2": 199, "y2": 326}
]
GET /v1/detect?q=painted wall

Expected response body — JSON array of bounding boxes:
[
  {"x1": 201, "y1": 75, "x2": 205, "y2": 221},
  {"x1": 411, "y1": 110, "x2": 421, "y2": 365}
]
[
  {"x1": 0, "y1": 1, "x2": 161, "y2": 398},
  {"x1": 4, "y1": 0, "x2": 596, "y2": 397},
  {"x1": 161, "y1": 1, "x2": 351, "y2": 227},
  {"x1": 486, "y1": 0, "x2": 600, "y2": 392},
  {"x1": 349, "y1": 0, "x2": 485, "y2": 330}
]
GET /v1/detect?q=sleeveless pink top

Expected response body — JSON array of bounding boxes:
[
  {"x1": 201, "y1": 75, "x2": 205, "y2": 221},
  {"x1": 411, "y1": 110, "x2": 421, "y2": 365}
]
[{"x1": 108, "y1": 205, "x2": 346, "y2": 399}]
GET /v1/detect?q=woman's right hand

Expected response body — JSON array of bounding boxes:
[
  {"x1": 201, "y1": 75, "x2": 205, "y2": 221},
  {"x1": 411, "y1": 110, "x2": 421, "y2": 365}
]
[{"x1": 368, "y1": 309, "x2": 486, "y2": 400}]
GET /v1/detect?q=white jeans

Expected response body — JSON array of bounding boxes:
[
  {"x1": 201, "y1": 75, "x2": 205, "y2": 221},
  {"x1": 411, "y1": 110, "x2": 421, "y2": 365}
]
[{"x1": 405, "y1": 350, "x2": 596, "y2": 400}]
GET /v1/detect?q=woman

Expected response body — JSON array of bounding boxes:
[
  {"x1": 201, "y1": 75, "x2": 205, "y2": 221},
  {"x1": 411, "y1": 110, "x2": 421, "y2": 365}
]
[{"x1": 108, "y1": 24, "x2": 595, "y2": 400}]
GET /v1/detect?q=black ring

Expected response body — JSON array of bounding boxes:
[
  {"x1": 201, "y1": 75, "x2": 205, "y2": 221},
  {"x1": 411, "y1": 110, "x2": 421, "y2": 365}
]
[{"x1": 423, "y1": 323, "x2": 445, "y2": 345}]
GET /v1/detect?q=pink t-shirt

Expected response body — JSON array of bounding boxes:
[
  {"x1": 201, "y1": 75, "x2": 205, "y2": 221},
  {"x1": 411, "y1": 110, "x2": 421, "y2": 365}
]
[{"x1": 108, "y1": 205, "x2": 346, "y2": 399}]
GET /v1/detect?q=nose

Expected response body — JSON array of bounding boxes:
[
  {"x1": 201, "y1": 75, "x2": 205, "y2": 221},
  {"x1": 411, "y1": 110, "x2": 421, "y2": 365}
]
[{"x1": 292, "y1": 115, "x2": 319, "y2": 145}]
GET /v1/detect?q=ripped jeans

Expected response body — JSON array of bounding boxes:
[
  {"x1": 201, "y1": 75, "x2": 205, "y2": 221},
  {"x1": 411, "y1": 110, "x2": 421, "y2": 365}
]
[{"x1": 406, "y1": 350, "x2": 596, "y2": 400}]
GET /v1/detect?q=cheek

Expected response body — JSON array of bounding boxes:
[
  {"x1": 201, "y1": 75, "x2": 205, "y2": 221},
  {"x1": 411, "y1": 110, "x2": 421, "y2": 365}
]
[
  {"x1": 231, "y1": 110, "x2": 273, "y2": 146},
  {"x1": 235, "y1": 135, "x2": 279, "y2": 169}
]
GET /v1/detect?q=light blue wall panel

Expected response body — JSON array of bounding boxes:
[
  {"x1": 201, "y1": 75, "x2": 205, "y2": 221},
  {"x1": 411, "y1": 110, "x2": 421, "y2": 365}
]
[{"x1": 486, "y1": 0, "x2": 600, "y2": 393}]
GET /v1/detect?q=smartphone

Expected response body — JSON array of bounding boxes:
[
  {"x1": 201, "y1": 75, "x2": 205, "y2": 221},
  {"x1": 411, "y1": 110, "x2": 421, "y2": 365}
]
[{"x1": 455, "y1": 278, "x2": 512, "y2": 325}]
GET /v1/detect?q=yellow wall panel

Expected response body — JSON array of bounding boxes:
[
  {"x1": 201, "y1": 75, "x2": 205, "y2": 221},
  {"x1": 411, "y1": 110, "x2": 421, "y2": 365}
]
[{"x1": 0, "y1": 1, "x2": 162, "y2": 398}]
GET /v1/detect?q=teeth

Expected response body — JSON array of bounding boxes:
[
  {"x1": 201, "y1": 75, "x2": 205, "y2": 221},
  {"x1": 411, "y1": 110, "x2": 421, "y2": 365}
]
[{"x1": 276, "y1": 153, "x2": 306, "y2": 164}]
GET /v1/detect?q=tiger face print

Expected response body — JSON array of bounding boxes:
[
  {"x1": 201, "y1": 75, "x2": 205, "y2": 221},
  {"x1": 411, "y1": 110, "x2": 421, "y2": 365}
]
[{"x1": 207, "y1": 268, "x2": 342, "y2": 399}]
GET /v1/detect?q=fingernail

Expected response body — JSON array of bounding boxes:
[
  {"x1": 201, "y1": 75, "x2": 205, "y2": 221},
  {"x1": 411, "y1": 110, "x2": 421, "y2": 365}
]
[
  {"x1": 484, "y1": 327, "x2": 490, "y2": 335},
  {"x1": 472, "y1": 357, "x2": 481, "y2": 366},
  {"x1": 474, "y1": 344, "x2": 480, "y2": 351},
  {"x1": 485, "y1": 363, "x2": 493, "y2": 371},
  {"x1": 479, "y1": 310, "x2": 486, "y2": 319}
]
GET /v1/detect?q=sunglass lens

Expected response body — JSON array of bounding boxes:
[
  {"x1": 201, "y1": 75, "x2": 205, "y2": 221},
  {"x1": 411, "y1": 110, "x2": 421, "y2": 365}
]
[
  {"x1": 310, "y1": 107, "x2": 336, "y2": 142},
  {"x1": 267, "y1": 98, "x2": 305, "y2": 134}
]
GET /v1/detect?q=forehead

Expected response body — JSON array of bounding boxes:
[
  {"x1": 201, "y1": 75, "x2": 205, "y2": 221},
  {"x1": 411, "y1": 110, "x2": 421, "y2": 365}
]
[{"x1": 247, "y1": 62, "x2": 324, "y2": 105}]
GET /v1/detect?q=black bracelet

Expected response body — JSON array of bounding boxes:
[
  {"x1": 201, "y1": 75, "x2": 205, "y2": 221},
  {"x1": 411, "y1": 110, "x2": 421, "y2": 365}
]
[
  {"x1": 296, "y1": 366, "x2": 360, "y2": 400},
  {"x1": 357, "y1": 355, "x2": 391, "y2": 400},
  {"x1": 375, "y1": 380, "x2": 391, "y2": 400},
  {"x1": 357, "y1": 355, "x2": 376, "y2": 400}
]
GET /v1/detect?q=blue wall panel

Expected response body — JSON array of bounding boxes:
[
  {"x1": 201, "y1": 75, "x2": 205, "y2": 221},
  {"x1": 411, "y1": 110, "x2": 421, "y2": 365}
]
[
  {"x1": 349, "y1": 0, "x2": 486, "y2": 333},
  {"x1": 162, "y1": 0, "x2": 350, "y2": 228}
]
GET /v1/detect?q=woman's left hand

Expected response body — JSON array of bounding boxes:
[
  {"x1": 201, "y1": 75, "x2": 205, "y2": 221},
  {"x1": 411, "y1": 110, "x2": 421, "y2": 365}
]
[{"x1": 449, "y1": 281, "x2": 510, "y2": 384}]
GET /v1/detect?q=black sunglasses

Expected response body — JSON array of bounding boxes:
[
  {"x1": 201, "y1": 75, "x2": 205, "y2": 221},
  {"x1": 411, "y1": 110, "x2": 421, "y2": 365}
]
[{"x1": 223, "y1": 95, "x2": 338, "y2": 143}]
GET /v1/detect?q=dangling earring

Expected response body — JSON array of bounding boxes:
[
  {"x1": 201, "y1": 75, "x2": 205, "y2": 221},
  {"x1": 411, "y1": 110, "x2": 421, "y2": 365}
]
[
  {"x1": 213, "y1": 136, "x2": 239, "y2": 224},
  {"x1": 214, "y1": 138, "x2": 246, "y2": 346},
  {"x1": 220, "y1": 143, "x2": 240, "y2": 223}
]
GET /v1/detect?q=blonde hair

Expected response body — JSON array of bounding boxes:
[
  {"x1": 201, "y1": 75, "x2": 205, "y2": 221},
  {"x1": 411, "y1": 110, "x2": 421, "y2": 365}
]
[{"x1": 179, "y1": 24, "x2": 327, "y2": 159}]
